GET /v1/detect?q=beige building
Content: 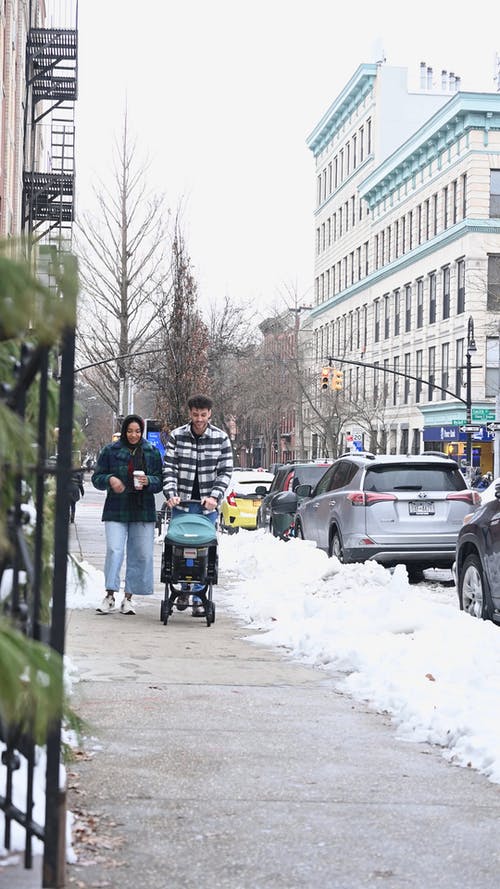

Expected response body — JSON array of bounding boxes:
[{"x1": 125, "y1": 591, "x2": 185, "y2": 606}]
[{"x1": 303, "y1": 61, "x2": 500, "y2": 474}]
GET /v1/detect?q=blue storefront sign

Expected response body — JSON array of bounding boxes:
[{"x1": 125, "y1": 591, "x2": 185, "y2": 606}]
[{"x1": 423, "y1": 425, "x2": 494, "y2": 442}]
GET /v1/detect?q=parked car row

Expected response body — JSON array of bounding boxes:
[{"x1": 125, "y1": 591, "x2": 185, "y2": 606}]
[
  {"x1": 220, "y1": 457, "x2": 500, "y2": 628},
  {"x1": 271, "y1": 453, "x2": 481, "y2": 584}
]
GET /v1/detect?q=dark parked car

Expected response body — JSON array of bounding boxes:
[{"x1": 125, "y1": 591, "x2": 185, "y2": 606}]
[
  {"x1": 256, "y1": 462, "x2": 332, "y2": 537},
  {"x1": 275, "y1": 453, "x2": 481, "y2": 581},
  {"x1": 454, "y1": 481, "x2": 500, "y2": 623}
]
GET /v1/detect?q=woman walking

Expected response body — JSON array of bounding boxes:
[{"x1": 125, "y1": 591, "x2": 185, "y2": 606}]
[{"x1": 92, "y1": 414, "x2": 163, "y2": 615}]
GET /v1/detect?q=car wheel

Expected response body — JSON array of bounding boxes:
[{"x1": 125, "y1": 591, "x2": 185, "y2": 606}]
[
  {"x1": 459, "y1": 553, "x2": 489, "y2": 620},
  {"x1": 330, "y1": 529, "x2": 344, "y2": 561}
]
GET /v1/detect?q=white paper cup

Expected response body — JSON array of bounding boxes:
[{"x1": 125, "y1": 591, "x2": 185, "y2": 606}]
[{"x1": 133, "y1": 471, "x2": 144, "y2": 490}]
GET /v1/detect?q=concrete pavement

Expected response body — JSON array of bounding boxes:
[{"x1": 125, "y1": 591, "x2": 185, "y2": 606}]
[{"x1": 6, "y1": 480, "x2": 500, "y2": 888}]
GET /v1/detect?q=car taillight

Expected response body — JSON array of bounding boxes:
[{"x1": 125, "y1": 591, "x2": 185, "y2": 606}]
[
  {"x1": 447, "y1": 491, "x2": 482, "y2": 506},
  {"x1": 226, "y1": 491, "x2": 237, "y2": 506},
  {"x1": 347, "y1": 491, "x2": 397, "y2": 506}
]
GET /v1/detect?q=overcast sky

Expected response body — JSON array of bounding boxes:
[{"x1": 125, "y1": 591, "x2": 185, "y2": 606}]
[{"x1": 76, "y1": 1, "x2": 500, "y2": 318}]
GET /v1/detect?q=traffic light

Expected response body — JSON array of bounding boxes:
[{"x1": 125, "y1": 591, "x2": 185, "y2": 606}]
[
  {"x1": 321, "y1": 366, "x2": 331, "y2": 390},
  {"x1": 331, "y1": 368, "x2": 343, "y2": 391}
]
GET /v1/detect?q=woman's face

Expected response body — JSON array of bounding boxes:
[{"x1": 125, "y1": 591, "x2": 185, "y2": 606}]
[{"x1": 126, "y1": 422, "x2": 142, "y2": 445}]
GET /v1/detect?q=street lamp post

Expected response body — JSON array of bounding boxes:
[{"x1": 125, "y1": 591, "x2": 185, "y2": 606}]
[{"x1": 465, "y1": 316, "x2": 477, "y2": 479}]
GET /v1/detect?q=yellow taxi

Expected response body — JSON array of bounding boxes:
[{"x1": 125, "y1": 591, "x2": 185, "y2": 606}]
[{"x1": 220, "y1": 469, "x2": 275, "y2": 533}]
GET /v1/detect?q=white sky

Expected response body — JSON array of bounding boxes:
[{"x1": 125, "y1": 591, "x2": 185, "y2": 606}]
[
  {"x1": 2, "y1": 499, "x2": 500, "y2": 863},
  {"x1": 75, "y1": 1, "x2": 500, "y2": 318}
]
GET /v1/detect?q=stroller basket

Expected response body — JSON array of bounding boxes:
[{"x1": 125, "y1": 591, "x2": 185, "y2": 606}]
[{"x1": 161, "y1": 513, "x2": 218, "y2": 584}]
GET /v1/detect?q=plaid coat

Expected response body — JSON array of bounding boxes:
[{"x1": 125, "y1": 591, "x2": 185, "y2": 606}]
[
  {"x1": 92, "y1": 438, "x2": 163, "y2": 523},
  {"x1": 162, "y1": 422, "x2": 233, "y2": 504}
]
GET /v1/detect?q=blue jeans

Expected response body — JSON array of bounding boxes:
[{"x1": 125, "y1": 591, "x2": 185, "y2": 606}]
[
  {"x1": 104, "y1": 521, "x2": 155, "y2": 595},
  {"x1": 172, "y1": 503, "x2": 217, "y2": 596}
]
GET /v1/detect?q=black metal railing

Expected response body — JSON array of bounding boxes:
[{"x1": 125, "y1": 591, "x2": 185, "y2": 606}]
[{"x1": 0, "y1": 318, "x2": 76, "y2": 886}]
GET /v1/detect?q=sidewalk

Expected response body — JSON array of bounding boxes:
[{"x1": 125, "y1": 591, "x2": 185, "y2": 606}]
[{"x1": 6, "y1": 483, "x2": 500, "y2": 888}]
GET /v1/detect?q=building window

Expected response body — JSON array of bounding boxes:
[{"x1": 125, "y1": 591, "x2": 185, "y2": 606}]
[
  {"x1": 408, "y1": 210, "x2": 413, "y2": 250},
  {"x1": 356, "y1": 246, "x2": 361, "y2": 281},
  {"x1": 384, "y1": 293, "x2": 390, "y2": 339},
  {"x1": 416, "y1": 350, "x2": 423, "y2": 403},
  {"x1": 442, "y1": 266, "x2": 450, "y2": 319},
  {"x1": 428, "y1": 346, "x2": 436, "y2": 401},
  {"x1": 394, "y1": 289, "x2": 400, "y2": 336},
  {"x1": 433, "y1": 193, "x2": 438, "y2": 235},
  {"x1": 490, "y1": 170, "x2": 500, "y2": 217},
  {"x1": 359, "y1": 126, "x2": 364, "y2": 162},
  {"x1": 486, "y1": 337, "x2": 500, "y2": 396},
  {"x1": 405, "y1": 284, "x2": 412, "y2": 332},
  {"x1": 462, "y1": 173, "x2": 467, "y2": 218},
  {"x1": 487, "y1": 255, "x2": 500, "y2": 311},
  {"x1": 351, "y1": 195, "x2": 356, "y2": 227},
  {"x1": 356, "y1": 307, "x2": 360, "y2": 349},
  {"x1": 443, "y1": 186, "x2": 449, "y2": 229},
  {"x1": 383, "y1": 358, "x2": 389, "y2": 404},
  {"x1": 417, "y1": 205, "x2": 422, "y2": 245},
  {"x1": 455, "y1": 338, "x2": 464, "y2": 397},
  {"x1": 364, "y1": 242, "x2": 369, "y2": 276},
  {"x1": 393, "y1": 356, "x2": 399, "y2": 405},
  {"x1": 374, "y1": 234, "x2": 379, "y2": 270},
  {"x1": 441, "y1": 342, "x2": 449, "y2": 400},
  {"x1": 452, "y1": 179, "x2": 458, "y2": 224},
  {"x1": 404, "y1": 353, "x2": 411, "y2": 404},
  {"x1": 457, "y1": 259, "x2": 465, "y2": 314},
  {"x1": 353, "y1": 133, "x2": 357, "y2": 169},
  {"x1": 401, "y1": 216, "x2": 406, "y2": 253},
  {"x1": 394, "y1": 219, "x2": 399, "y2": 258},
  {"x1": 373, "y1": 360, "x2": 379, "y2": 404},
  {"x1": 424, "y1": 199, "x2": 430, "y2": 240},
  {"x1": 416, "y1": 279, "x2": 424, "y2": 328},
  {"x1": 367, "y1": 118, "x2": 372, "y2": 154},
  {"x1": 429, "y1": 272, "x2": 436, "y2": 323},
  {"x1": 374, "y1": 299, "x2": 380, "y2": 342}
]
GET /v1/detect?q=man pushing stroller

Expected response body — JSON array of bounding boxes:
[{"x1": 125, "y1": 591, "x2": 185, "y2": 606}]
[{"x1": 162, "y1": 394, "x2": 233, "y2": 616}]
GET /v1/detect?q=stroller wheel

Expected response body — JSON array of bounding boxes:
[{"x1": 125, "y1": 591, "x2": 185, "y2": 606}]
[
  {"x1": 206, "y1": 601, "x2": 215, "y2": 626},
  {"x1": 160, "y1": 599, "x2": 169, "y2": 625}
]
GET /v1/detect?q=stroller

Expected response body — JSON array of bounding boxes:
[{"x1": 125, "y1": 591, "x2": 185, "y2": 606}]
[{"x1": 160, "y1": 501, "x2": 218, "y2": 627}]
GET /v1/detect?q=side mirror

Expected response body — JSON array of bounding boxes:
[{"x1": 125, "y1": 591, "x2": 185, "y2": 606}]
[
  {"x1": 495, "y1": 483, "x2": 500, "y2": 500},
  {"x1": 294, "y1": 483, "x2": 312, "y2": 498}
]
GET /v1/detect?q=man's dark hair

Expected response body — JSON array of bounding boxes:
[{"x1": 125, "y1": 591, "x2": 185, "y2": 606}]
[{"x1": 188, "y1": 394, "x2": 213, "y2": 411}]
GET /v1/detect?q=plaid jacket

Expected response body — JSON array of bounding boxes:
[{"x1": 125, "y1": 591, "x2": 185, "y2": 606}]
[
  {"x1": 162, "y1": 422, "x2": 233, "y2": 505},
  {"x1": 92, "y1": 438, "x2": 163, "y2": 523}
]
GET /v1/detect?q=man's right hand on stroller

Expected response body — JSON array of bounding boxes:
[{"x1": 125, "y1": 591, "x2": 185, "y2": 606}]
[{"x1": 166, "y1": 495, "x2": 181, "y2": 508}]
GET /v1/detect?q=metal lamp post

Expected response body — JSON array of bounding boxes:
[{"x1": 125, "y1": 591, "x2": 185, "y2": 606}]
[{"x1": 465, "y1": 316, "x2": 477, "y2": 477}]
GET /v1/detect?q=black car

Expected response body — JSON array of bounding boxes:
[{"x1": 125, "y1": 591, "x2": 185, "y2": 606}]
[
  {"x1": 256, "y1": 462, "x2": 332, "y2": 537},
  {"x1": 454, "y1": 482, "x2": 500, "y2": 623}
]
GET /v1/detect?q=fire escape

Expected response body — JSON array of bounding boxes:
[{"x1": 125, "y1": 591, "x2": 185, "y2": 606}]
[{"x1": 22, "y1": 20, "x2": 78, "y2": 265}]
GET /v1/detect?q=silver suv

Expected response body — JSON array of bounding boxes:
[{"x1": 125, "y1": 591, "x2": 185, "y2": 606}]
[{"x1": 274, "y1": 454, "x2": 481, "y2": 581}]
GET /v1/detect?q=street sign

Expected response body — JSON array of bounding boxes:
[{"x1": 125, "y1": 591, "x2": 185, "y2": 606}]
[
  {"x1": 487, "y1": 422, "x2": 500, "y2": 433},
  {"x1": 460, "y1": 424, "x2": 482, "y2": 433},
  {"x1": 472, "y1": 408, "x2": 496, "y2": 422}
]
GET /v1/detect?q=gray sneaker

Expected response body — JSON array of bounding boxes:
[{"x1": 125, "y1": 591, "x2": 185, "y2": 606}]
[{"x1": 96, "y1": 594, "x2": 115, "y2": 614}]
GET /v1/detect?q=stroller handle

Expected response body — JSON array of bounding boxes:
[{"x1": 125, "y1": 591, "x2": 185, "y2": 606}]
[{"x1": 176, "y1": 498, "x2": 218, "y2": 511}]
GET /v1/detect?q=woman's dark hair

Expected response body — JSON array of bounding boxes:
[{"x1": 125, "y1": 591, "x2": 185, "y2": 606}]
[
  {"x1": 188, "y1": 394, "x2": 212, "y2": 410},
  {"x1": 120, "y1": 414, "x2": 145, "y2": 444}
]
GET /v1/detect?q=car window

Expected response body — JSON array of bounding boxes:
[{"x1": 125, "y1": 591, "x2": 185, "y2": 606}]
[
  {"x1": 364, "y1": 464, "x2": 467, "y2": 493},
  {"x1": 269, "y1": 468, "x2": 288, "y2": 493},
  {"x1": 294, "y1": 465, "x2": 330, "y2": 489},
  {"x1": 327, "y1": 460, "x2": 357, "y2": 491},
  {"x1": 313, "y1": 464, "x2": 337, "y2": 496}
]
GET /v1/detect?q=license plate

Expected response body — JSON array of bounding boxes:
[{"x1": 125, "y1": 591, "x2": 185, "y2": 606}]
[
  {"x1": 408, "y1": 501, "x2": 435, "y2": 516},
  {"x1": 183, "y1": 548, "x2": 197, "y2": 558}
]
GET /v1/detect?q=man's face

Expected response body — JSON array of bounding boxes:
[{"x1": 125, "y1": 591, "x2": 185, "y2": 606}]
[{"x1": 190, "y1": 407, "x2": 211, "y2": 435}]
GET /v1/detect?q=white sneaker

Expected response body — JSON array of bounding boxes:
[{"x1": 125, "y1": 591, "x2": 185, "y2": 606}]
[
  {"x1": 120, "y1": 597, "x2": 136, "y2": 615},
  {"x1": 96, "y1": 595, "x2": 115, "y2": 614}
]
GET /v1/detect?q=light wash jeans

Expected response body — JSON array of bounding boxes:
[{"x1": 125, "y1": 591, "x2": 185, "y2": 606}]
[
  {"x1": 172, "y1": 503, "x2": 217, "y2": 598},
  {"x1": 104, "y1": 521, "x2": 155, "y2": 596}
]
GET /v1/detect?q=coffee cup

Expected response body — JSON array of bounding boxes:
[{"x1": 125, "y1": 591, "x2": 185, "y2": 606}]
[{"x1": 133, "y1": 470, "x2": 144, "y2": 490}]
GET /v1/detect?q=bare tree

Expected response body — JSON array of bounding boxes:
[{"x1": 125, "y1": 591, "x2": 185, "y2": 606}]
[
  {"x1": 135, "y1": 222, "x2": 210, "y2": 429},
  {"x1": 76, "y1": 112, "x2": 170, "y2": 419}
]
